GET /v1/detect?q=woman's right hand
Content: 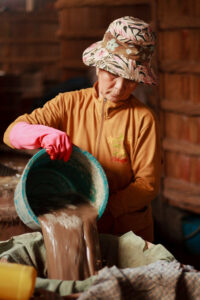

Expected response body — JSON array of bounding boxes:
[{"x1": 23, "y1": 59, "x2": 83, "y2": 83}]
[
  {"x1": 42, "y1": 131, "x2": 72, "y2": 162},
  {"x1": 9, "y1": 122, "x2": 72, "y2": 162}
]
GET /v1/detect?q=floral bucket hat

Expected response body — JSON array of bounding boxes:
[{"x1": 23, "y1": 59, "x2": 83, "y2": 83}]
[{"x1": 82, "y1": 16, "x2": 157, "y2": 85}]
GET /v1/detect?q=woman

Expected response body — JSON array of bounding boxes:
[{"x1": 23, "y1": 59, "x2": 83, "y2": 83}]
[{"x1": 3, "y1": 16, "x2": 161, "y2": 242}]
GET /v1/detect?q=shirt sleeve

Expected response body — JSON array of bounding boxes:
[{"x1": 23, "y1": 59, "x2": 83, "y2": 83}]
[
  {"x1": 108, "y1": 115, "x2": 162, "y2": 218},
  {"x1": 3, "y1": 94, "x2": 67, "y2": 148}
]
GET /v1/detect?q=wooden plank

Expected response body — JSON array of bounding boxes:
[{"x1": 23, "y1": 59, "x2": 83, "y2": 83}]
[
  {"x1": 0, "y1": 12, "x2": 58, "y2": 23},
  {"x1": 0, "y1": 57, "x2": 59, "y2": 64},
  {"x1": 159, "y1": 16, "x2": 200, "y2": 30},
  {"x1": 164, "y1": 150, "x2": 200, "y2": 183},
  {"x1": 159, "y1": 61, "x2": 200, "y2": 74},
  {"x1": 57, "y1": 29, "x2": 104, "y2": 40},
  {"x1": 164, "y1": 177, "x2": 200, "y2": 195},
  {"x1": 0, "y1": 38, "x2": 59, "y2": 45},
  {"x1": 162, "y1": 112, "x2": 183, "y2": 143},
  {"x1": 161, "y1": 99, "x2": 200, "y2": 116},
  {"x1": 158, "y1": 30, "x2": 200, "y2": 67},
  {"x1": 163, "y1": 112, "x2": 200, "y2": 145},
  {"x1": 157, "y1": 0, "x2": 200, "y2": 29},
  {"x1": 60, "y1": 60, "x2": 87, "y2": 70},
  {"x1": 159, "y1": 73, "x2": 200, "y2": 104},
  {"x1": 163, "y1": 138, "x2": 200, "y2": 156},
  {"x1": 164, "y1": 189, "x2": 200, "y2": 214},
  {"x1": 55, "y1": 0, "x2": 151, "y2": 9}
]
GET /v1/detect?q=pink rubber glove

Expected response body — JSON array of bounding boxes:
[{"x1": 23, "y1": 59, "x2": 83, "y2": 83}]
[{"x1": 9, "y1": 122, "x2": 72, "y2": 162}]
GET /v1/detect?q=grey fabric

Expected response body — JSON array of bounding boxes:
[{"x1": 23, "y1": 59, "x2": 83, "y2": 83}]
[{"x1": 79, "y1": 261, "x2": 200, "y2": 300}]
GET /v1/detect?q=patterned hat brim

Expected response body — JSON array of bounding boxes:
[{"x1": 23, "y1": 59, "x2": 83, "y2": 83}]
[{"x1": 82, "y1": 41, "x2": 157, "y2": 85}]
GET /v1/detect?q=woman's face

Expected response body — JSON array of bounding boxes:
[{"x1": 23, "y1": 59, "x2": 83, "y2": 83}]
[{"x1": 97, "y1": 68, "x2": 138, "y2": 102}]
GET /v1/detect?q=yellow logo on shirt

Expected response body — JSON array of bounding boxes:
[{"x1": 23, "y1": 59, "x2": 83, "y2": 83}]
[{"x1": 107, "y1": 134, "x2": 128, "y2": 163}]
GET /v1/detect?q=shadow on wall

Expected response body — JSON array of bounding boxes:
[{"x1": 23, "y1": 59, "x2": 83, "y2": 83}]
[
  {"x1": 32, "y1": 68, "x2": 97, "y2": 110},
  {"x1": 132, "y1": 84, "x2": 154, "y2": 106}
]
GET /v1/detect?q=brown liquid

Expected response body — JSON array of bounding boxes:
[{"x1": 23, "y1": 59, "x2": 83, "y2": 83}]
[{"x1": 38, "y1": 202, "x2": 102, "y2": 281}]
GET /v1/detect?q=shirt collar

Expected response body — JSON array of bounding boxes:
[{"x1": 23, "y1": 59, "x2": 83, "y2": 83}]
[{"x1": 92, "y1": 81, "x2": 133, "y2": 118}]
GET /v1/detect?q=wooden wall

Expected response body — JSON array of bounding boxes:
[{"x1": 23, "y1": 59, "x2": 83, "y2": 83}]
[
  {"x1": 157, "y1": 0, "x2": 200, "y2": 214},
  {"x1": 0, "y1": 0, "x2": 60, "y2": 83}
]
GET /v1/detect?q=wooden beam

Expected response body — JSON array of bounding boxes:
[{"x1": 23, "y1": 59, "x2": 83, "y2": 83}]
[
  {"x1": 0, "y1": 12, "x2": 58, "y2": 23},
  {"x1": 60, "y1": 61, "x2": 87, "y2": 70},
  {"x1": 164, "y1": 189, "x2": 200, "y2": 214},
  {"x1": 57, "y1": 30, "x2": 104, "y2": 40},
  {"x1": 162, "y1": 138, "x2": 200, "y2": 156},
  {"x1": 164, "y1": 177, "x2": 200, "y2": 195},
  {"x1": 55, "y1": 0, "x2": 151, "y2": 9},
  {"x1": 0, "y1": 38, "x2": 59, "y2": 45},
  {"x1": 159, "y1": 16, "x2": 200, "y2": 30},
  {"x1": 0, "y1": 57, "x2": 59, "y2": 64},
  {"x1": 160, "y1": 99, "x2": 200, "y2": 116},
  {"x1": 159, "y1": 61, "x2": 200, "y2": 74}
]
